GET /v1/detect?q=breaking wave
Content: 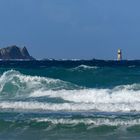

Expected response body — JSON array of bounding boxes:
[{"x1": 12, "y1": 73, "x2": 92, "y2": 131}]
[
  {"x1": 2, "y1": 116, "x2": 140, "y2": 131},
  {"x1": 0, "y1": 100, "x2": 140, "y2": 112},
  {"x1": 30, "y1": 85, "x2": 140, "y2": 104},
  {"x1": 0, "y1": 70, "x2": 80, "y2": 98},
  {"x1": 34, "y1": 118, "x2": 140, "y2": 127},
  {"x1": 1, "y1": 70, "x2": 140, "y2": 113},
  {"x1": 73, "y1": 65, "x2": 98, "y2": 70}
]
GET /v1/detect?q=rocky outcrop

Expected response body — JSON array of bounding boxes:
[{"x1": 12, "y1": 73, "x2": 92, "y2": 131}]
[{"x1": 0, "y1": 45, "x2": 34, "y2": 60}]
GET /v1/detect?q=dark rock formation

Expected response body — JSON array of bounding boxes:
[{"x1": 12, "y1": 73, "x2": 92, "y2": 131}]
[{"x1": 0, "y1": 45, "x2": 34, "y2": 60}]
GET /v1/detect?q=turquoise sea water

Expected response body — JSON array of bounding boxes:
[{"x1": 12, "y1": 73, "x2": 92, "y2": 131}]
[{"x1": 1, "y1": 60, "x2": 140, "y2": 140}]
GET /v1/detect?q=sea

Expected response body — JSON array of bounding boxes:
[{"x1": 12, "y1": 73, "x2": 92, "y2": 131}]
[{"x1": 1, "y1": 60, "x2": 140, "y2": 140}]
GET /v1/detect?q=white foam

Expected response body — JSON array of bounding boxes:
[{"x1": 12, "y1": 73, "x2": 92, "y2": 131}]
[
  {"x1": 0, "y1": 70, "x2": 71, "y2": 96},
  {"x1": 30, "y1": 87, "x2": 140, "y2": 104},
  {"x1": 74, "y1": 65, "x2": 98, "y2": 70},
  {"x1": 1, "y1": 101, "x2": 140, "y2": 112},
  {"x1": 34, "y1": 118, "x2": 140, "y2": 126},
  {"x1": 0, "y1": 70, "x2": 58, "y2": 85},
  {"x1": 1, "y1": 70, "x2": 140, "y2": 113},
  {"x1": 28, "y1": 85, "x2": 140, "y2": 113}
]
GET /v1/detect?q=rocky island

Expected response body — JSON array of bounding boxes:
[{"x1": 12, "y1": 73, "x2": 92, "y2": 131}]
[{"x1": 0, "y1": 45, "x2": 34, "y2": 60}]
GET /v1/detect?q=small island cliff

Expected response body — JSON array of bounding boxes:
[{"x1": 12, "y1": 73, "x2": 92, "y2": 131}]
[{"x1": 0, "y1": 45, "x2": 34, "y2": 60}]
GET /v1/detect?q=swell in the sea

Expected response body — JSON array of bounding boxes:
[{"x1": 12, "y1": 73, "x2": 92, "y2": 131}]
[
  {"x1": 0, "y1": 70, "x2": 140, "y2": 113},
  {"x1": 0, "y1": 68, "x2": 140, "y2": 140}
]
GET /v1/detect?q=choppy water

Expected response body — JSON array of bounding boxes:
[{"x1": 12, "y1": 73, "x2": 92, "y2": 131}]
[{"x1": 1, "y1": 60, "x2": 140, "y2": 140}]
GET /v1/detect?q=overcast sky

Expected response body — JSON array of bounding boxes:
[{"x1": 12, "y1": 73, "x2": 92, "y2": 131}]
[{"x1": 0, "y1": 0, "x2": 140, "y2": 59}]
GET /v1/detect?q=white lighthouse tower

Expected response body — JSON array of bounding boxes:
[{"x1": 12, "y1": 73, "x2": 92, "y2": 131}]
[{"x1": 117, "y1": 49, "x2": 122, "y2": 61}]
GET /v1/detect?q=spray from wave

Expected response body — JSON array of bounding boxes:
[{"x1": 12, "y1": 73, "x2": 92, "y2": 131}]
[{"x1": 0, "y1": 70, "x2": 80, "y2": 98}]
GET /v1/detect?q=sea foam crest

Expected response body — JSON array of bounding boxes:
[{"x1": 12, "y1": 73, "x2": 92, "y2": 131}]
[
  {"x1": 0, "y1": 70, "x2": 77, "y2": 97},
  {"x1": 73, "y1": 65, "x2": 98, "y2": 70},
  {"x1": 1, "y1": 101, "x2": 140, "y2": 112},
  {"x1": 34, "y1": 118, "x2": 140, "y2": 126},
  {"x1": 30, "y1": 85, "x2": 140, "y2": 104},
  {"x1": 1, "y1": 70, "x2": 140, "y2": 113}
]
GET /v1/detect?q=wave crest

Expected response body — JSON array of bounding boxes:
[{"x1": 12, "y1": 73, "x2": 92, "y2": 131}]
[
  {"x1": 0, "y1": 70, "x2": 79, "y2": 98},
  {"x1": 73, "y1": 65, "x2": 98, "y2": 70},
  {"x1": 30, "y1": 85, "x2": 140, "y2": 104},
  {"x1": 1, "y1": 70, "x2": 140, "y2": 113}
]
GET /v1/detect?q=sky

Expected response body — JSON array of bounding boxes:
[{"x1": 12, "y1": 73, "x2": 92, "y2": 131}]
[{"x1": 0, "y1": 0, "x2": 140, "y2": 60}]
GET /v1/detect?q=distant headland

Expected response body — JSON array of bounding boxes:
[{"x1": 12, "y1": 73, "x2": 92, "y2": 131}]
[
  {"x1": 0, "y1": 46, "x2": 139, "y2": 68},
  {"x1": 0, "y1": 45, "x2": 34, "y2": 60}
]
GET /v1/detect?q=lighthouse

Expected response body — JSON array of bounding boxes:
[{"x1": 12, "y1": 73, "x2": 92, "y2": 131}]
[{"x1": 117, "y1": 49, "x2": 122, "y2": 61}]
